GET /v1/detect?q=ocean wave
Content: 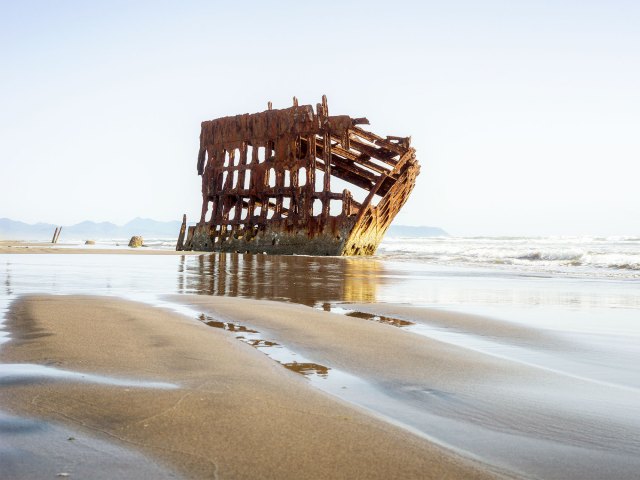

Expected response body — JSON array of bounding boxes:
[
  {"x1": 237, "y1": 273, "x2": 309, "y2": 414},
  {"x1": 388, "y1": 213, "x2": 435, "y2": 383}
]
[
  {"x1": 515, "y1": 251, "x2": 584, "y2": 262},
  {"x1": 377, "y1": 236, "x2": 640, "y2": 279},
  {"x1": 607, "y1": 263, "x2": 640, "y2": 271}
]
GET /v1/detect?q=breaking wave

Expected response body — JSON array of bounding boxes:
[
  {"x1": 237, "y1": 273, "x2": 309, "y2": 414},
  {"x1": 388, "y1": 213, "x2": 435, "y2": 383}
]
[
  {"x1": 608, "y1": 263, "x2": 640, "y2": 271},
  {"x1": 378, "y1": 236, "x2": 640, "y2": 279}
]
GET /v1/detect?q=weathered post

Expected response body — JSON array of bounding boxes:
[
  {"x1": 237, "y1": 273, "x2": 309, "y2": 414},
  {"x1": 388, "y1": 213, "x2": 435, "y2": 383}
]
[
  {"x1": 51, "y1": 227, "x2": 59, "y2": 244},
  {"x1": 176, "y1": 214, "x2": 187, "y2": 251}
]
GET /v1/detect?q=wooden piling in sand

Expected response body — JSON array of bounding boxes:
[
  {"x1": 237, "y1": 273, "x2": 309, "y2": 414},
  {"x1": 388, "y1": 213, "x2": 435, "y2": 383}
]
[{"x1": 176, "y1": 215, "x2": 187, "y2": 251}]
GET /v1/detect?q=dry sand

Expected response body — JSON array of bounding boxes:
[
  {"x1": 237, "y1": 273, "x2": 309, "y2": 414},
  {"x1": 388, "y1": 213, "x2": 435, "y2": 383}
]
[
  {"x1": 0, "y1": 241, "x2": 200, "y2": 255},
  {"x1": 0, "y1": 295, "x2": 499, "y2": 479}
]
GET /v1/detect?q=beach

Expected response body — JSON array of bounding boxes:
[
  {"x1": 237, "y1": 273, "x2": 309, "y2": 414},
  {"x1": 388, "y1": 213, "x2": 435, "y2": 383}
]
[
  {"x1": 0, "y1": 241, "x2": 194, "y2": 255},
  {"x1": 1, "y1": 241, "x2": 640, "y2": 479},
  {"x1": 4, "y1": 0, "x2": 640, "y2": 477},
  {"x1": 1, "y1": 294, "x2": 495, "y2": 479}
]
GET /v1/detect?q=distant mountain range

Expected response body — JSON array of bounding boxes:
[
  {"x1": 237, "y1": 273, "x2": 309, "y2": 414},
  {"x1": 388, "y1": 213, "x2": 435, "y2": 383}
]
[
  {"x1": 0, "y1": 217, "x2": 448, "y2": 241},
  {"x1": 0, "y1": 217, "x2": 182, "y2": 241}
]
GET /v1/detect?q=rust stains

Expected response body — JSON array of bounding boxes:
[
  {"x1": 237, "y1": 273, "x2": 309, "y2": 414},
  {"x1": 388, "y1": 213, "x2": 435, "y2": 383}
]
[{"x1": 177, "y1": 96, "x2": 420, "y2": 256}]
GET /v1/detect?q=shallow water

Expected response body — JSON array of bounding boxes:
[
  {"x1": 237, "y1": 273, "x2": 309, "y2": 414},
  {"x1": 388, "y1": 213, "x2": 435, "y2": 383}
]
[
  {"x1": 47, "y1": 234, "x2": 640, "y2": 279},
  {"x1": 1, "y1": 252, "x2": 640, "y2": 479},
  {"x1": 0, "y1": 364, "x2": 178, "y2": 389},
  {"x1": 0, "y1": 411, "x2": 179, "y2": 479}
]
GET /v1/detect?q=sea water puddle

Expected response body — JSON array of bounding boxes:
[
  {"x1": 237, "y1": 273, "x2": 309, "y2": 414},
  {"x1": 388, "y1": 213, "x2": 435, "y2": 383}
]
[
  {"x1": 319, "y1": 305, "x2": 415, "y2": 327},
  {"x1": 0, "y1": 364, "x2": 177, "y2": 389},
  {"x1": 325, "y1": 303, "x2": 640, "y2": 392},
  {"x1": 148, "y1": 298, "x2": 333, "y2": 380},
  {"x1": 200, "y1": 313, "x2": 331, "y2": 377}
]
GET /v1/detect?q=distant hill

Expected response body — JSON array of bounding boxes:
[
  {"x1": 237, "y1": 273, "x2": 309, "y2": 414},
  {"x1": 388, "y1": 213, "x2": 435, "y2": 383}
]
[
  {"x1": 0, "y1": 217, "x2": 182, "y2": 241},
  {"x1": 386, "y1": 225, "x2": 449, "y2": 237},
  {"x1": 1, "y1": 217, "x2": 448, "y2": 241}
]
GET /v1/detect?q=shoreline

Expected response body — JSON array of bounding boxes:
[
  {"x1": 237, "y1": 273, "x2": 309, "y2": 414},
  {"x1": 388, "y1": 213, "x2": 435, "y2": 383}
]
[
  {"x1": 0, "y1": 294, "x2": 498, "y2": 479},
  {"x1": 0, "y1": 241, "x2": 202, "y2": 255}
]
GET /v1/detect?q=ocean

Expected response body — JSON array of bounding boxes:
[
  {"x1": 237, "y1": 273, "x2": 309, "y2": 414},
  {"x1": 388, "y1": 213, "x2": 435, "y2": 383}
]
[{"x1": 378, "y1": 235, "x2": 640, "y2": 279}]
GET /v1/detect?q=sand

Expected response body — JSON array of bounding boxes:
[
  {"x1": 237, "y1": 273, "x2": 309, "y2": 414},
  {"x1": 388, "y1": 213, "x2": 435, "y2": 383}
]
[
  {"x1": 166, "y1": 295, "x2": 640, "y2": 480},
  {"x1": 0, "y1": 295, "x2": 499, "y2": 479},
  {"x1": 169, "y1": 295, "x2": 556, "y2": 392},
  {"x1": 0, "y1": 241, "x2": 199, "y2": 255}
]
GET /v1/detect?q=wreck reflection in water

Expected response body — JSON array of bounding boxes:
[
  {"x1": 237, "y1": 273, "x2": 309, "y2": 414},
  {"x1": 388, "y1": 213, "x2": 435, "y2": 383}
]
[
  {"x1": 178, "y1": 253, "x2": 384, "y2": 306},
  {"x1": 198, "y1": 312, "x2": 332, "y2": 379}
]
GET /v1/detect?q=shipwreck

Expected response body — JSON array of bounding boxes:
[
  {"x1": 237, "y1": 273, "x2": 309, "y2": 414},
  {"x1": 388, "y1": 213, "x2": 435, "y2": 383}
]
[{"x1": 176, "y1": 96, "x2": 420, "y2": 256}]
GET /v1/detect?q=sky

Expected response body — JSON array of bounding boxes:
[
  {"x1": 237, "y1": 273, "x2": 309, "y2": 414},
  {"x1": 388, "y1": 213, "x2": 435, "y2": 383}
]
[{"x1": 1, "y1": 0, "x2": 639, "y2": 236}]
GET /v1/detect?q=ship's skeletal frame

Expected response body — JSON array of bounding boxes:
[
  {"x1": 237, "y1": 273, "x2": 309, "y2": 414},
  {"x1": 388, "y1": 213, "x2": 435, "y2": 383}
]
[{"x1": 177, "y1": 96, "x2": 420, "y2": 255}]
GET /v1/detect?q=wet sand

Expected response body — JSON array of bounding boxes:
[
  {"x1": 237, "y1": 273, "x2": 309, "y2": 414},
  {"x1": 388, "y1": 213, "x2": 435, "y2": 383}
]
[
  {"x1": 0, "y1": 295, "x2": 497, "y2": 479},
  {"x1": 2, "y1": 252, "x2": 639, "y2": 479},
  {"x1": 172, "y1": 294, "x2": 640, "y2": 480}
]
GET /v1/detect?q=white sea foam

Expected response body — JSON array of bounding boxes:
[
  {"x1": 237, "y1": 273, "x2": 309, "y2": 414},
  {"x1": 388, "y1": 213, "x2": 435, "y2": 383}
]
[
  {"x1": 54, "y1": 234, "x2": 640, "y2": 278},
  {"x1": 379, "y1": 236, "x2": 640, "y2": 278}
]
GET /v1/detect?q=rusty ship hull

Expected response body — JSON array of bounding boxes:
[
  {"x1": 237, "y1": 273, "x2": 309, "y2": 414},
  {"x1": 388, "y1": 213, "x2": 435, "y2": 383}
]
[{"x1": 177, "y1": 96, "x2": 420, "y2": 256}]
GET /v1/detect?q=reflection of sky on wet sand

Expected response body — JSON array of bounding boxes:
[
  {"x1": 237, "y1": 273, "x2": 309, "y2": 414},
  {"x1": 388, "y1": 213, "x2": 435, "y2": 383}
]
[
  {"x1": 0, "y1": 411, "x2": 178, "y2": 479},
  {"x1": 0, "y1": 364, "x2": 177, "y2": 389},
  {"x1": 2, "y1": 252, "x2": 639, "y2": 355},
  {"x1": 3, "y1": 253, "x2": 640, "y2": 368},
  {"x1": 3, "y1": 253, "x2": 640, "y2": 318},
  {"x1": 176, "y1": 254, "x2": 640, "y2": 335},
  {"x1": 176, "y1": 254, "x2": 640, "y2": 316}
]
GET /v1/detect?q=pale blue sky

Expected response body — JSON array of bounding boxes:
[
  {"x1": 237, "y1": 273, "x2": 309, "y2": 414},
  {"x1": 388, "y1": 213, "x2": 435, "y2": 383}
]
[{"x1": 1, "y1": 1, "x2": 639, "y2": 235}]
